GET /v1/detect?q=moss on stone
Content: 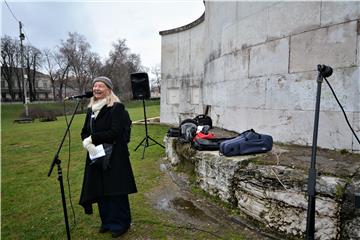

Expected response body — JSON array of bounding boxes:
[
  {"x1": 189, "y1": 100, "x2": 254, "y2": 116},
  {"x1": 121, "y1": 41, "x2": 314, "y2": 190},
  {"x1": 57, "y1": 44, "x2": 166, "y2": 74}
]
[{"x1": 335, "y1": 184, "x2": 346, "y2": 201}]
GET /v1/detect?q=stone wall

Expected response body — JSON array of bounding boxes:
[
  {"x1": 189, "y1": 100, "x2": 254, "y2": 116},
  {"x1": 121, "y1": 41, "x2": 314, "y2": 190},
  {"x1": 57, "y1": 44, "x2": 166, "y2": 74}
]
[
  {"x1": 160, "y1": 1, "x2": 360, "y2": 152},
  {"x1": 164, "y1": 136, "x2": 360, "y2": 239}
]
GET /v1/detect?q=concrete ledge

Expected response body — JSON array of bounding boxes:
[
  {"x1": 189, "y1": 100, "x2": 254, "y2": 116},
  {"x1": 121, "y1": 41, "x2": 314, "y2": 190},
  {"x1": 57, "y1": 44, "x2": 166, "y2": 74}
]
[
  {"x1": 159, "y1": 12, "x2": 205, "y2": 36},
  {"x1": 164, "y1": 136, "x2": 360, "y2": 239}
]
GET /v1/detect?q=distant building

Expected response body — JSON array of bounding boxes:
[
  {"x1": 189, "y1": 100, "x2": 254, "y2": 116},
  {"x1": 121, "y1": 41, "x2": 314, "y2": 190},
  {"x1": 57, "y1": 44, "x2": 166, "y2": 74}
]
[
  {"x1": 1, "y1": 67, "x2": 53, "y2": 102},
  {"x1": 150, "y1": 86, "x2": 161, "y2": 98}
]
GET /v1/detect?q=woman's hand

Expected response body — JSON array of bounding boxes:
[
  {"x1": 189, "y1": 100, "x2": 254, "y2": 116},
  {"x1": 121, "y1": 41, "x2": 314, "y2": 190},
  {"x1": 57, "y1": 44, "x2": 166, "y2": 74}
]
[
  {"x1": 82, "y1": 136, "x2": 92, "y2": 149},
  {"x1": 86, "y1": 143, "x2": 97, "y2": 156}
]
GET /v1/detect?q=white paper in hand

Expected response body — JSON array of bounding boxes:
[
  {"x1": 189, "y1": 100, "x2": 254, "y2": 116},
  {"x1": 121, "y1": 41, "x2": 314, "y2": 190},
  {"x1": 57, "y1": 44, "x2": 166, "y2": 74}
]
[{"x1": 89, "y1": 144, "x2": 106, "y2": 160}]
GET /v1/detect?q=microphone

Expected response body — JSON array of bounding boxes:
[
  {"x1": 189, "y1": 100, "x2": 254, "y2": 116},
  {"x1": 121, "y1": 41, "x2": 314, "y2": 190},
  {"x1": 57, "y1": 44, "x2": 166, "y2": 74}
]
[
  {"x1": 317, "y1": 64, "x2": 333, "y2": 78},
  {"x1": 64, "y1": 91, "x2": 93, "y2": 101}
]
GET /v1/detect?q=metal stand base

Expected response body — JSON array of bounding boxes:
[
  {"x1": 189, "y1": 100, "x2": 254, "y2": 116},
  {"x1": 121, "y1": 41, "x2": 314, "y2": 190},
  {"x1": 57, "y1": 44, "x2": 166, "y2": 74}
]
[{"x1": 134, "y1": 98, "x2": 164, "y2": 159}]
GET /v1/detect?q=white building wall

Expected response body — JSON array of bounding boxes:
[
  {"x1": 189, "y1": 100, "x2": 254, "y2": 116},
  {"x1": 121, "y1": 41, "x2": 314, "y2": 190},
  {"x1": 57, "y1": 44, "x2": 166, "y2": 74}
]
[{"x1": 160, "y1": 1, "x2": 360, "y2": 152}]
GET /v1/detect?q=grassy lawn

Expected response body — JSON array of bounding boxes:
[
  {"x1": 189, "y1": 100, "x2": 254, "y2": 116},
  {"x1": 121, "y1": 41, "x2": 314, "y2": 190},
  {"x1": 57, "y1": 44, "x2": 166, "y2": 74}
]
[{"x1": 1, "y1": 100, "x2": 245, "y2": 239}]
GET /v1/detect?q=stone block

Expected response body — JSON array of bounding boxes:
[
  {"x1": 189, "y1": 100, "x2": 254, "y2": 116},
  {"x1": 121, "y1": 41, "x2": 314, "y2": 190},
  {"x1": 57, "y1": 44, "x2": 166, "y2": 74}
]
[
  {"x1": 236, "y1": 11, "x2": 268, "y2": 49},
  {"x1": 210, "y1": 82, "x2": 227, "y2": 107},
  {"x1": 321, "y1": 2, "x2": 360, "y2": 27},
  {"x1": 236, "y1": 2, "x2": 274, "y2": 20},
  {"x1": 190, "y1": 87, "x2": 200, "y2": 105},
  {"x1": 320, "y1": 67, "x2": 359, "y2": 112},
  {"x1": 164, "y1": 137, "x2": 181, "y2": 165},
  {"x1": 267, "y1": 2, "x2": 320, "y2": 39},
  {"x1": 189, "y1": 23, "x2": 205, "y2": 76},
  {"x1": 225, "y1": 78, "x2": 266, "y2": 108},
  {"x1": 160, "y1": 104, "x2": 179, "y2": 124},
  {"x1": 358, "y1": 33, "x2": 360, "y2": 65},
  {"x1": 194, "y1": 151, "x2": 255, "y2": 203},
  {"x1": 221, "y1": 23, "x2": 238, "y2": 55},
  {"x1": 205, "y1": 2, "x2": 236, "y2": 60},
  {"x1": 265, "y1": 68, "x2": 359, "y2": 112},
  {"x1": 205, "y1": 36, "x2": 222, "y2": 63},
  {"x1": 161, "y1": 34, "x2": 179, "y2": 76},
  {"x1": 234, "y1": 164, "x2": 341, "y2": 239},
  {"x1": 202, "y1": 84, "x2": 213, "y2": 107},
  {"x1": 204, "y1": 57, "x2": 225, "y2": 84},
  {"x1": 290, "y1": 21, "x2": 358, "y2": 73},
  {"x1": 211, "y1": 106, "x2": 358, "y2": 151},
  {"x1": 167, "y1": 88, "x2": 180, "y2": 105},
  {"x1": 224, "y1": 49, "x2": 249, "y2": 81},
  {"x1": 206, "y1": 1, "x2": 237, "y2": 36},
  {"x1": 178, "y1": 31, "x2": 191, "y2": 75},
  {"x1": 249, "y1": 38, "x2": 289, "y2": 77},
  {"x1": 165, "y1": 78, "x2": 180, "y2": 89},
  {"x1": 353, "y1": 112, "x2": 360, "y2": 152},
  {"x1": 265, "y1": 73, "x2": 316, "y2": 111}
]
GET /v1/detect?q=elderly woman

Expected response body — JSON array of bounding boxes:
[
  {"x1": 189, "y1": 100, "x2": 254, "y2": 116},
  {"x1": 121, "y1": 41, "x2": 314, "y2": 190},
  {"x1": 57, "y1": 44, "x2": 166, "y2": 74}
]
[{"x1": 79, "y1": 76, "x2": 137, "y2": 238}]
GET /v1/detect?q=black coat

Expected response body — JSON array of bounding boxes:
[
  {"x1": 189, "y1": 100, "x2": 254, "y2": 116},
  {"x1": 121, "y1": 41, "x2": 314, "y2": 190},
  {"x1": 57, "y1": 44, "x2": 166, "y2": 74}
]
[{"x1": 79, "y1": 102, "x2": 137, "y2": 214}]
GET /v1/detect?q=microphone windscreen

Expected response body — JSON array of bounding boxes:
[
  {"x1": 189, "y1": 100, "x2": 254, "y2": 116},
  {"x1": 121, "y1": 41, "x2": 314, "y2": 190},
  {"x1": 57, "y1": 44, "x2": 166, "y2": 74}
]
[{"x1": 85, "y1": 91, "x2": 93, "y2": 98}]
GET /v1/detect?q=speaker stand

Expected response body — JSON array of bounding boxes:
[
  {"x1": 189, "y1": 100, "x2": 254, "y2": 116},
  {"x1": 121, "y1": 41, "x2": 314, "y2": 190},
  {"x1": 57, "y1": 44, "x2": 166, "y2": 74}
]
[{"x1": 134, "y1": 98, "x2": 164, "y2": 159}]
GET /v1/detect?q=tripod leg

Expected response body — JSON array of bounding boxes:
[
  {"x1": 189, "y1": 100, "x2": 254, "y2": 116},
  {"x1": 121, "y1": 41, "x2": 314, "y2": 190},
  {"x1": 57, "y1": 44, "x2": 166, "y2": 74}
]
[
  {"x1": 148, "y1": 136, "x2": 165, "y2": 148},
  {"x1": 57, "y1": 163, "x2": 71, "y2": 240},
  {"x1": 134, "y1": 137, "x2": 147, "y2": 151}
]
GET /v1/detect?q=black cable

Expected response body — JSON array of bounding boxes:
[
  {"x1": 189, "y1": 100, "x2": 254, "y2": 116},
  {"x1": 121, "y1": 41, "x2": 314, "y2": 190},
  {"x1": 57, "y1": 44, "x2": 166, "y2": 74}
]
[
  {"x1": 4, "y1": 0, "x2": 34, "y2": 47},
  {"x1": 4, "y1": 0, "x2": 20, "y2": 22},
  {"x1": 63, "y1": 102, "x2": 77, "y2": 228},
  {"x1": 324, "y1": 77, "x2": 360, "y2": 145}
]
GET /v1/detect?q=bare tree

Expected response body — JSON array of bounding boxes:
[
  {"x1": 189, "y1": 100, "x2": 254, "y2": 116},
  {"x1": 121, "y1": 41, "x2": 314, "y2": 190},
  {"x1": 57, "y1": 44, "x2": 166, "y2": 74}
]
[
  {"x1": 85, "y1": 51, "x2": 102, "y2": 86},
  {"x1": 151, "y1": 63, "x2": 161, "y2": 94},
  {"x1": 102, "y1": 39, "x2": 142, "y2": 101},
  {"x1": 59, "y1": 32, "x2": 93, "y2": 95},
  {"x1": 24, "y1": 45, "x2": 42, "y2": 101},
  {"x1": 43, "y1": 49, "x2": 58, "y2": 100},
  {"x1": 54, "y1": 51, "x2": 70, "y2": 101},
  {"x1": 1, "y1": 36, "x2": 19, "y2": 100}
]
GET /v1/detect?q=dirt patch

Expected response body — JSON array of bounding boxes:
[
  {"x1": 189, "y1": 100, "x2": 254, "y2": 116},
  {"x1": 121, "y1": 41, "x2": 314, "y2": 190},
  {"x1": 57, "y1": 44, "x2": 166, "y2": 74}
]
[{"x1": 146, "y1": 162, "x2": 280, "y2": 240}]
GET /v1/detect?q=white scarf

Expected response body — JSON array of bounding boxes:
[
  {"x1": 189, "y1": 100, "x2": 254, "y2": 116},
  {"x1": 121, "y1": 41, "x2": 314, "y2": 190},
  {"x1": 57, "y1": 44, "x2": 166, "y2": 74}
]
[{"x1": 91, "y1": 98, "x2": 107, "y2": 118}]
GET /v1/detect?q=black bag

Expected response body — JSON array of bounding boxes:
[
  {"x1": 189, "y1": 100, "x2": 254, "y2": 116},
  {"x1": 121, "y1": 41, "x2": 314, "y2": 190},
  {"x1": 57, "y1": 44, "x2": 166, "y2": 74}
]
[
  {"x1": 180, "y1": 118, "x2": 198, "y2": 126},
  {"x1": 167, "y1": 127, "x2": 180, "y2": 137},
  {"x1": 89, "y1": 143, "x2": 113, "y2": 170},
  {"x1": 192, "y1": 137, "x2": 234, "y2": 151},
  {"x1": 194, "y1": 114, "x2": 212, "y2": 128},
  {"x1": 219, "y1": 129, "x2": 273, "y2": 156}
]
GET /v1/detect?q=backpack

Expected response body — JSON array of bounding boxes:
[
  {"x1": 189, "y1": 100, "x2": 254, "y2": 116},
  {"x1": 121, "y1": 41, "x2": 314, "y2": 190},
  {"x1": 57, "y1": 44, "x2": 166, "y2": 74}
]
[
  {"x1": 194, "y1": 114, "x2": 212, "y2": 128},
  {"x1": 179, "y1": 122, "x2": 197, "y2": 143},
  {"x1": 194, "y1": 105, "x2": 212, "y2": 128}
]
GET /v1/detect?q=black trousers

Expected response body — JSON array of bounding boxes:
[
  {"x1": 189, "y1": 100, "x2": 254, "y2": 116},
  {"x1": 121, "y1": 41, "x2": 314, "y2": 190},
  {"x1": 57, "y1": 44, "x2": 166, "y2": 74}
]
[{"x1": 97, "y1": 195, "x2": 131, "y2": 233}]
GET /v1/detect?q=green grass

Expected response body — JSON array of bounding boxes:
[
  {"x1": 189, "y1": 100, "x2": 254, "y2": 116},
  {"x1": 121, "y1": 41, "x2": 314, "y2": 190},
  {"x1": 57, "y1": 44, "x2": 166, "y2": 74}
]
[{"x1": 1, "y1": 100, "x2": 246, "y2": 239}]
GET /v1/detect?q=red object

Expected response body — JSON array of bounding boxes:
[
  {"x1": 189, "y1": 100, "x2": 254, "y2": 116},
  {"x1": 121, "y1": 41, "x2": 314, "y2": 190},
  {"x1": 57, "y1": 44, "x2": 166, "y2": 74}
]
[{"x1": 193, "y1": 132, "x2": 215, "y2": 141}]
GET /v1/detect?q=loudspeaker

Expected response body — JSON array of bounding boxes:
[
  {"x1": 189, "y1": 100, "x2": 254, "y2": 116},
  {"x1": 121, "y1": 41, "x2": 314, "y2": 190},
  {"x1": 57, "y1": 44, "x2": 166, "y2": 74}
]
[{"x1": 130, "y1": 72, "x2": 150, "y2": 100}]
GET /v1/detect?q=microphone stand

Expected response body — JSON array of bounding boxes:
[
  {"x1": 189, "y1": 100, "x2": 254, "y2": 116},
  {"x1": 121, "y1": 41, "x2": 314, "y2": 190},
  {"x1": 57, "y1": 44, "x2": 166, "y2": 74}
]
[
  {"x1": 48, "y1": 99, "x2": 82, "y2": 240},
  {"x1": 305, "y1": 67, "x2": 325, "y2": 240}
]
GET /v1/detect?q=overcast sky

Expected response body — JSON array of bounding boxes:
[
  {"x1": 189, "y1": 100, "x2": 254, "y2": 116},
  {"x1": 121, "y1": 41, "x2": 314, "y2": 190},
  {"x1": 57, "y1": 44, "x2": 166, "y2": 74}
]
[{"x1": 1, "y1": 0, "x2": 204, "y2": 70}]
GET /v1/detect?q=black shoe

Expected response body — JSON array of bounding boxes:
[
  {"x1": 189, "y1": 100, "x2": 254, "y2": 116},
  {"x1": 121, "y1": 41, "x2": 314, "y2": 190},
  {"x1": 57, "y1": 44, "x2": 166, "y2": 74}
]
[
  {"x1": 111, "y1": 227, "x2": 129, "y2": 238},
  {"x1": 99, "y1": 226, "x2": 109, "y2": 233}
]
